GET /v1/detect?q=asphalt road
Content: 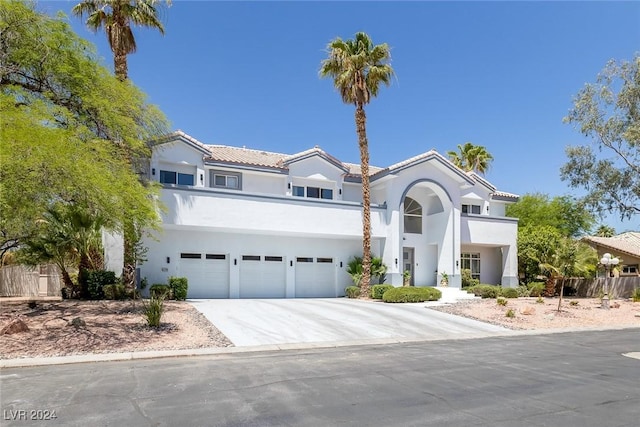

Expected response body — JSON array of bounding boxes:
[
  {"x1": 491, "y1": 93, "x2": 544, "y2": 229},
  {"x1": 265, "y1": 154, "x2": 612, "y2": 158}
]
[{"x1": 1, "y1": 329, "x2": 639, "y2": 427}]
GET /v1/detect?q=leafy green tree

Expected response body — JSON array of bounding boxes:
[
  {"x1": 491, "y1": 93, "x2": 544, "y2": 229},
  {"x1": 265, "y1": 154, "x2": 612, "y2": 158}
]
[
  {"x1": 562, "y1": 54, "x2": 640, "y2": 220},
  {"x1": 0, "y1": 1, "x2": 168, "y2": 271},
  {"x1": 72, "y1": 0, "x2": 171, "y2": 81},
  {"x1": 447, "y1": 142, "x2": 494, "y2": 175},
  {"x1": 320, "y1": 32, "x2": 394, "y2": 298},
  {"x1": 506, "y1": 193, "x2": 595, "y2": 238}
]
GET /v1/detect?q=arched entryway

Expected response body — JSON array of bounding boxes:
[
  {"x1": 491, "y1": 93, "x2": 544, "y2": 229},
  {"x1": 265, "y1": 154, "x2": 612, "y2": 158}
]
[{"x1": 399, "y1": 180, "x2": 455, "y2": 287}]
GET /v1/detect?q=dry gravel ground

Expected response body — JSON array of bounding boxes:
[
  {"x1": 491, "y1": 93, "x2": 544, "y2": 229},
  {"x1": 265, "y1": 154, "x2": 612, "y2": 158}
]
[
  {"x1": 430, "y1": 297, "x2": 640, "y2": 330},
  {"x1": 0, "y1": 300, "x2": 232, "y2": 359}
]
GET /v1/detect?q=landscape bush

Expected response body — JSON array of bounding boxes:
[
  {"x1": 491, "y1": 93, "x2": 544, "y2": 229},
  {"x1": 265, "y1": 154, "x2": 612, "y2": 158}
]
[
  {"x1": 516, "y1": 285, "x2": 530, "y2": 297},
  {"x1": 461, "y1": 269, "x2": 479, "y2": 288},
  {"x1": 143, "y1": 295, "x2": 165, "y2": 327},
  {"x1": 371, "y1": 284, "x2": 395, "y2": 299},
  {"x1": 505, "y1": 309, "x2": 516, "y2": 318},
  {"x1": 468, "y1": 284, "x2": 502, "y2": 299},
  {"x1": 345, "y1": 286, "x2": 360, "y2": 298},
  {"x1": 502, "y1": 288, "x2": 519, "y2": 299},
  {"x1": 103, "y1": 284, "x2": 127, "y2": 300},
  {"x1": 86, "y1": 270, "x2": 117, "y2": 300},
  {"x1": 150, "y1": 284, "x2": 172, "y2": 299},
  {"x1": 527, "y1": 282, "x2": 546, "y2": 297},
  {"x1": 496, "y1": 297, "x2": 508, "y2": 306},
  {"x1": 632, "y1": 288, "x2": 640, "y2": 303},
  {"x1": 169, "y1": 276, "x2": 189, "y2": 301},
  {"x1": 382, "y1": 287, "x2": 441, "y2": 303}
]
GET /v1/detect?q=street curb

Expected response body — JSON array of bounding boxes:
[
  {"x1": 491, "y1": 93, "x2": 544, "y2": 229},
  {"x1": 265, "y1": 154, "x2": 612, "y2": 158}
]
[{"x1": 3, "y1": 326, "x2": 638, "y2": 369}]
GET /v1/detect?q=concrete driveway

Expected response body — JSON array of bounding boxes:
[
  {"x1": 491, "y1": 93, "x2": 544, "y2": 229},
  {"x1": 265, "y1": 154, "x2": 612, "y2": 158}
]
[{"x1": 189, "y1": 298, "x2": 510, "y2": 346}]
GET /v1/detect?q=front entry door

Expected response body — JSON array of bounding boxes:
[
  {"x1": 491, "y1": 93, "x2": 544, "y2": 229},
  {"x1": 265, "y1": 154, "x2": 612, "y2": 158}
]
[{"x1": 403, "y1": 247, "x2": 414, "y2": 286}]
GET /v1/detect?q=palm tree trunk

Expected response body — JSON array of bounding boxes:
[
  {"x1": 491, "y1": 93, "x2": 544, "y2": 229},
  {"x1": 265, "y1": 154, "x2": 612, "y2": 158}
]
[
  {"x1": 114, "y1": 52, "x2": 128, "y2": 81},
  {"x1": 355, "y1": 104, "x2": 371, "y2": 298}
]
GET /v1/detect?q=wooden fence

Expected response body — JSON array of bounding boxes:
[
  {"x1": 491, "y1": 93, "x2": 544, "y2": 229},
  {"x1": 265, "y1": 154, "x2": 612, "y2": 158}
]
[
  {"x1": 0, "y1": 264, "x2": 61, "y2": 297},
  {"x1": 557, "y1": 277, "x2": 640, "y2": 299}
]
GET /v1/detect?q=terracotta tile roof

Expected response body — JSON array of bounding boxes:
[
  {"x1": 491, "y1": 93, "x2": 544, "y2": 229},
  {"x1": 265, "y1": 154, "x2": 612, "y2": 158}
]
[
  {"x1": 582, "y1": 232, "x2": 640, "y2": 258},
  {"x1": 492, "y1": 190, "x2": 519, "y2": 200},
  {"x1": 205, "y1": 145, "x2": 287, "y2": 169}
]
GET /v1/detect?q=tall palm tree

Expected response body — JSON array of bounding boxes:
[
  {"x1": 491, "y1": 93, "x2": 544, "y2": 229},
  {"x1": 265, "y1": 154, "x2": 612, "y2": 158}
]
[
  {"x1": 72, "y1": 0, "x2": 170, "y2": 81},
  {"x1": 447, "y1": 142, "x2": 494, "y2": 174},
  {"x1": 320, "y1": 32, "x2": 394, "y2": 298}
]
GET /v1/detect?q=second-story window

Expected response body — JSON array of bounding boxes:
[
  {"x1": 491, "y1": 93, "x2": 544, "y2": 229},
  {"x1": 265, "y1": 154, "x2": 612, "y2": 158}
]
[
  {"x1": 292, "y1": 186, "x2": 333, "y2": 200},
  {"x1": 160, "y1": 170, "x2": 194, "y2": 186},
  {"x1": 462, "y1": 204, "x2": 481, "y2": 214},
  {"x1": 211, "y1": 170, "x2": 241, "y2": 189}
]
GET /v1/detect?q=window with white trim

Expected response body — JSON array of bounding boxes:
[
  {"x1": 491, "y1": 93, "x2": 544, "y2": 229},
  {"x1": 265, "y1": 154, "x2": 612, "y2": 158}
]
[
  {"x1": 404, "y1": 197, "x2": 422, "y2": 234},
  {"x1": 460, "y1": 253, "x2": 480, "y2": 280},
  {"x1": 622, "y1": 265, "x2": 638, "y2": 275},
  {"x1": 210, "y1": 170, "x2": 241, "y2": 189},
  {"x1": 462, "y1": 204, "x2": 481, "y2": 214}
]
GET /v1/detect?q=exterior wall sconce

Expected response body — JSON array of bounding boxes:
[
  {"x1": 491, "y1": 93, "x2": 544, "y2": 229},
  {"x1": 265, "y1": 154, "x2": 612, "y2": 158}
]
[
  {"x1": 339, "y1": 189, "x2": 342, "y2": 195},
  {"x1": 200, "y1": 174, "x2": 204, "y2": 183},
  {"x1": 456, "y1": 260, "x2": 459, "y2": 268},
  {"x1": 234, "y1": 258, "x2": 237, "y2": 265},
  {"x1": 166, "y1": 257, "x2": 170, "y2": 264},
  {"x1": 290, "y1": 260, "x2": 293, "y2": 267},
  {"x1": 287, "y1": 183, "x2": 291, "y2": 189},
  {"x1": 395, "y1": 258, "x2": 398, "y2": 266},
  {"x1": 340, "y1": 261, "x2": 343, "y2": 268},
  {"x1": 152, "y1": 168, "x2": 156, "y2": 176}
]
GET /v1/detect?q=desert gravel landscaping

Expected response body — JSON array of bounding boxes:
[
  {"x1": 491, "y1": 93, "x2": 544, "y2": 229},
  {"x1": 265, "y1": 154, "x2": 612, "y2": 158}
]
[
  {"x1": 0, "y1": 300, "x2": 232, "y2": 359},
  {"x1": 430, "y1": 296, "x2": 640, "y2": 330}
]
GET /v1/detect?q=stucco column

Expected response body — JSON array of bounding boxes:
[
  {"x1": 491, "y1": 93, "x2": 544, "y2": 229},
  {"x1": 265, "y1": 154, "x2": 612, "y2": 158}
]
[
  {"x1": 501, "y1": 244, "x2": 519, "y2": 287},
  {"x1": 382, "y1": 209, "x2": 403, "y2": 286}
]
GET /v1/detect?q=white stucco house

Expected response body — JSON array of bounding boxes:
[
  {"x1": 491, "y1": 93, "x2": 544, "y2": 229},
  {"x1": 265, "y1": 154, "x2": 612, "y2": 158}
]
[{"x1": 109, "y1": 131, "x2": 519, "y2": 298}]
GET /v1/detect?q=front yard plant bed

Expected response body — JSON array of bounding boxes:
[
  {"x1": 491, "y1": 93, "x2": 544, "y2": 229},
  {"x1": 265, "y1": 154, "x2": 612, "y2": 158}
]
[{"x1": 383, "y1": 287, "x2": 442, "y2": 303}]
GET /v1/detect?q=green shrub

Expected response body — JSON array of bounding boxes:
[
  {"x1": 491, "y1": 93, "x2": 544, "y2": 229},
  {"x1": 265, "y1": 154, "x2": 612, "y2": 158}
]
[
  {"x1": 86, "y1": 270, "x2": 117, "y2": 300},
  {"x1": 103, "y1": 284, "x2": 127, "y2": 300},
  {"x1": 143, "y1": 295, "x2": 164, "y2": 327},
  {"x1": 382, "y1": 286, "x2": 442, "y2": 303},
  {"x1": 467, "y1": 284, "x2": 502, "y2": 298},
  {"x1": 150, "y1": 284, "x2": 172, "y2": 299},
  {"x1": 527, "y1": 282, "x2": 545, "y2": 297},
  {"x1": 345, "y1": 286, "x2": 360, "y2": 298},
  {"x1": 569, "y1": 300, "x2": 579, "y2": 306},
  {"x1": 371, "y1": 284, "x2": 395, "y2": 299},
  {"x1": 502, "y1": 288, "x2": 519, "y2": 299},
  {"x1": 516, "y1": 285, "x2": 530, "y2": 297},
  {"x1": 169, "y1": 276, "x2": 188, "y2": 301},
  {"x1": 632, "y1": 288, "x2": 640, "y2": 303},
  {"x1": 505, "y1": 309, "x2": 515, "y2": 318},
  {"x1": 461, "y1": 269, "x2": 479, "y2": 288},
  {"x1": 496, "y1": 297, "x2": 508, "y2": 306},
  {"x1": 536, "y1": 296, "x2": 544, "y2": 304}
]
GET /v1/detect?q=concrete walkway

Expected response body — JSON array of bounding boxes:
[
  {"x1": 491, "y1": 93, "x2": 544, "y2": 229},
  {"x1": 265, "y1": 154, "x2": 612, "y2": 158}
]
[{"x1": 189, "y1": 296, "x2": 507, "y2": 347}]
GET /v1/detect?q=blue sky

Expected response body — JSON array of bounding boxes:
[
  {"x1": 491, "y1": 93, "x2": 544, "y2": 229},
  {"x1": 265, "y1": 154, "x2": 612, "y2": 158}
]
[{"x1": 44, "y1": 1, "x2": 639, "y2": 231}]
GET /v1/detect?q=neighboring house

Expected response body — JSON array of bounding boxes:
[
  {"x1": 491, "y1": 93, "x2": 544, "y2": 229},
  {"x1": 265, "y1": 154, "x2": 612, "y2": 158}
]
[
  {"x1": 581, "y1": 232, "x2": 640, "y2": 277},
  {"x1": 106, "y1": 131, "x2": 519, "y2": 298}
]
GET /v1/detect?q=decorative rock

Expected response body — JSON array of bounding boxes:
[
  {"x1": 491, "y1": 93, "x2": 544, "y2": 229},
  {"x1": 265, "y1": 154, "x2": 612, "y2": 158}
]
[
  {"x1": 0, "y1": 318, "x2": 29, "y2": 335},
  {"x1": 69, "y1": 317, "x2": 86, "y2": 329},
  {"x1": 45, "y1": 318, "x2": 68, "y2": 329},
  {"x1": 611, "y1": 302, "x2": 620, "y2": 309},
  {"x1": 521, "y1": 306, "x2": 536, "y2": 316}
]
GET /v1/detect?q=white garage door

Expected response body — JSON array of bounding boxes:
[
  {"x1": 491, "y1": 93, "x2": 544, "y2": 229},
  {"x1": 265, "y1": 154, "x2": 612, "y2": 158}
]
[
  {"x1": 239, "y1": 255, "x2": 286, "y2": 298},
  {"x1": 179, "y1": 253, "x2": 230, "y2": 298},
  {"x1": 295, "y1": 257, "x2": 336, "y2": 298}
]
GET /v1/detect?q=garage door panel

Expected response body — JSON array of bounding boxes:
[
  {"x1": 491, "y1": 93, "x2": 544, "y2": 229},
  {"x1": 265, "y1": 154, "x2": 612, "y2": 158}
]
[
  {"x1": 239, "y1": 255, "x2": 286, "y2": 298},
  {"x1": 179, "y1": 254, "x2": 230, "y2": 299},
  {"x1": 295, "y1": 257, "x2": 336, "y2": 298}
]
